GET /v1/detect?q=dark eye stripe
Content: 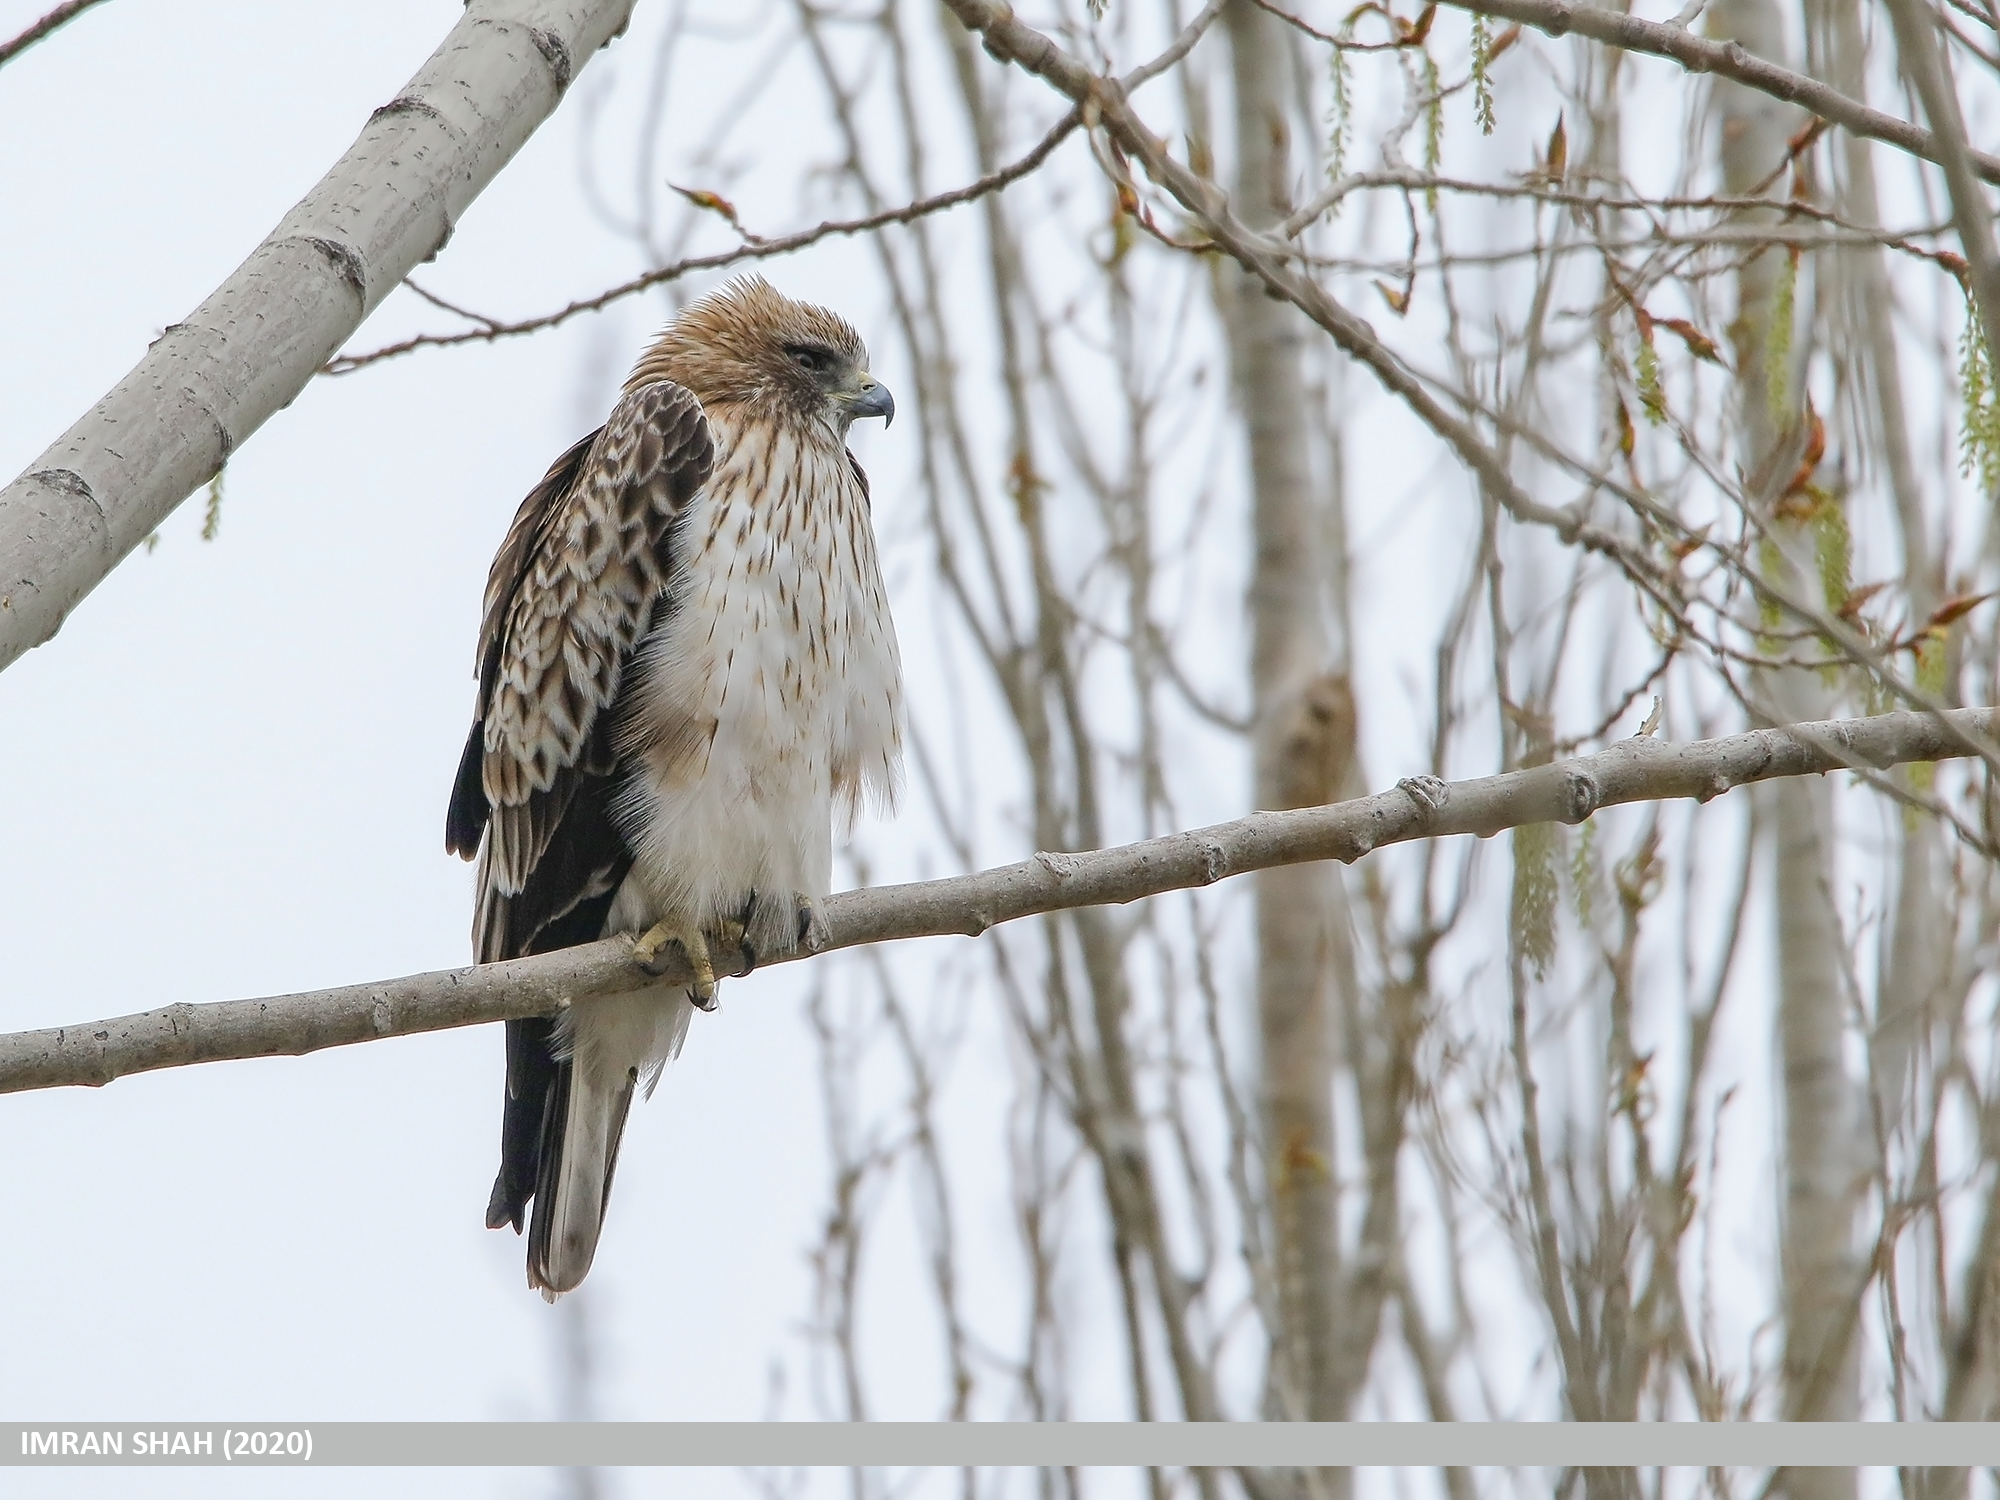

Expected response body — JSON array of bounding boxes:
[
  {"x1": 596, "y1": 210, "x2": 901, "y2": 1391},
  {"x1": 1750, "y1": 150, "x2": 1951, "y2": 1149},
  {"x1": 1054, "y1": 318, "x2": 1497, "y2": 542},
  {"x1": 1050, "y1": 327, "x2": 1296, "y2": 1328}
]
[{"x1": 784, "y1": 342, "x2": 836, "y2": 373}]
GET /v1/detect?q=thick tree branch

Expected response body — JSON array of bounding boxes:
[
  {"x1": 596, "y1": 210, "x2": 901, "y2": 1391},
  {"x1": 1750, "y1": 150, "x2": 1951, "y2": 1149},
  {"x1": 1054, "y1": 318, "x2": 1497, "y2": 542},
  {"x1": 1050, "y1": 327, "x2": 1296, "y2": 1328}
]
[
  {"x1": 0, "y1": 0, "x2": 636, "y2": 672},
  {"x1": 1434, "y1": 0, "x2": 2000, "y2": 186},
  {"x1": 2, "y1": 708, "x2": 1990, "y2": 1095}
]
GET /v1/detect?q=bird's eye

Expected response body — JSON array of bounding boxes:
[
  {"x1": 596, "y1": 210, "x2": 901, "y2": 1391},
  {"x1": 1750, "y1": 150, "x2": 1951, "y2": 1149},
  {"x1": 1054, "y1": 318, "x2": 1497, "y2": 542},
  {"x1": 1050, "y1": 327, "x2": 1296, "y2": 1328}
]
[{"x1": 787, "y1": 345, "x2": 832, "y2": 375}]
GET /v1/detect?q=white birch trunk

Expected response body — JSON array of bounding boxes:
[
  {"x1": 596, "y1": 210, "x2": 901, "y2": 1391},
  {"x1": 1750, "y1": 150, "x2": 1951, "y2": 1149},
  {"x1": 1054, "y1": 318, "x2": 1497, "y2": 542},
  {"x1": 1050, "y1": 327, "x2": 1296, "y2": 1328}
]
[
  {"x1": 1714, "y1": 0, "x2": 1862, "y2": 1456},
  {"x1": 1806, "y1": 0, "x2": 1948, "y2": 1137},
  {"x1": 1221, "y1": 0, "x2": 1352, "y2": 1429},
  {"x1": 0, "y1": 0, "x2": 636, "y2": 671}
]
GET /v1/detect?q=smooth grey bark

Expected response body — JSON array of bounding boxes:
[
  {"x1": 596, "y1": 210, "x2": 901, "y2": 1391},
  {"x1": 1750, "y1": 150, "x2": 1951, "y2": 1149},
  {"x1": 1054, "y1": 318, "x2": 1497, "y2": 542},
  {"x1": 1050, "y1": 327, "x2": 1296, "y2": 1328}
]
[
  {"x1": 5, "y1": 706, "x2": 1990, "y2": 1092},
  {"x1": 1221, "y1": 0, "x2": 1350, "y2": 1429},
  {"x1": 0, "y1": 0, "x2": 637, "y2": 671},
  {"x1": 1714, "y1": 0, "x2": 1861, "y2": 1457}
]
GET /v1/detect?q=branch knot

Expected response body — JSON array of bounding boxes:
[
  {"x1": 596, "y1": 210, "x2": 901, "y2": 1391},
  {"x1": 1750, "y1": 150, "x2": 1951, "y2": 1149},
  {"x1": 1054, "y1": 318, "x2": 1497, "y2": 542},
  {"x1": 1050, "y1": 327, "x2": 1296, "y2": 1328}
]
[
  {"x1": 1035, "y1": 849, "x2": 1080, "y2": 879},
  {"x1": 1560, "y1": 766, "x2": 1602, "y2": 823},
  {"x1": 1198, "y1": 839, "x2": 1228, "y2": 884}
]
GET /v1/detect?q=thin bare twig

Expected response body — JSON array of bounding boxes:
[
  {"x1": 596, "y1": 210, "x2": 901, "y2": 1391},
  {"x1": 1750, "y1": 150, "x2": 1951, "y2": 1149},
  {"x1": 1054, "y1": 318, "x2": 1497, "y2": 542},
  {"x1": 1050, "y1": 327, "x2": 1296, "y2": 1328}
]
[
  {"x1": 1432, "y1": 0, "x2": 2000, "y2": 185},
  {"x1": 0, "y1": 0, "x2": 113, "y2": 69},
  {"x1": 1883, "y1": 0, "x2": 2000, "y2": 367},
  {"x1": 322, "y1": 108, "x2": 1082, "y2": 375}
]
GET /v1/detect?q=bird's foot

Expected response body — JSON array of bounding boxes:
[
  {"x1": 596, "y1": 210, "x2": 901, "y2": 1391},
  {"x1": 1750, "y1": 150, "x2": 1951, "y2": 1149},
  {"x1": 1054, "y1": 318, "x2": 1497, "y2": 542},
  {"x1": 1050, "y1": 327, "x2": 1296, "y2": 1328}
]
[
  {"x1": 727, "y1": 891, "x2": 825, "y2": 973},
  {"x1": 631, "y1": 918, "x2": 718, "y2": 1008},
  {"x1": 1398, "y1": 774, "x2": 1450, "y2": 817},
  {"x1": 714, "y1": 916, "x2": 750, "y2": 993},
  {"x1": 796, "y1": 893, "x2": 829, "y2": 954}
]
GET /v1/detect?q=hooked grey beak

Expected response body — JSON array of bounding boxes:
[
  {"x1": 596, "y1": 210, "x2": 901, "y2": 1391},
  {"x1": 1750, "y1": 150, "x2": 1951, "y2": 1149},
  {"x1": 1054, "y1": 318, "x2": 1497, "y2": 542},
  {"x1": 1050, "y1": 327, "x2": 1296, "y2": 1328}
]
[{"x1": 848, "y1": 377, "x2": 895, "y2": 427}]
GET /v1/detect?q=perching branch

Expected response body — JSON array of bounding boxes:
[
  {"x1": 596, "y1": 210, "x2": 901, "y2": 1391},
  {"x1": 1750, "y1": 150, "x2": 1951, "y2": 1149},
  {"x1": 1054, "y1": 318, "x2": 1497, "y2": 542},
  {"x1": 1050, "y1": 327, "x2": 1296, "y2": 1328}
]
[
  {"x1": 0, "y1": 0, "x2": 637, "y2": 673},
  {"x1": 2, "y1": 707, "x2": 1990, "y2": 1096},
  {"x1": 1433, "y1": 0, "x2": 2000, "y2": 186}
]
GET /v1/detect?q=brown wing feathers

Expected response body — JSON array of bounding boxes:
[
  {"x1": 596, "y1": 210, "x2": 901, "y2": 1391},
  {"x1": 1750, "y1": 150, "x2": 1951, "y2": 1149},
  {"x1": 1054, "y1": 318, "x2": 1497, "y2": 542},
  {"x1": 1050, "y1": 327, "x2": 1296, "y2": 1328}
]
[
  {"x1": 446, "y1": 427, "x2": 599, "y2": 863},
  {"x1": 445, "y1": 382, "x2": 714, "y2": 962}
]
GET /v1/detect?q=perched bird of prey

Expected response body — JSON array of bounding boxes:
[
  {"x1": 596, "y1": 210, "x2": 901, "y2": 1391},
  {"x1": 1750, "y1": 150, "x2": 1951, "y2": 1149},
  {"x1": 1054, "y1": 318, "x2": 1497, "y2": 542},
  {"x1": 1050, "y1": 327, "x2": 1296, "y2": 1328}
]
[{"x1": 445, "y1": 278, "x2": 903, "y2": 1299}]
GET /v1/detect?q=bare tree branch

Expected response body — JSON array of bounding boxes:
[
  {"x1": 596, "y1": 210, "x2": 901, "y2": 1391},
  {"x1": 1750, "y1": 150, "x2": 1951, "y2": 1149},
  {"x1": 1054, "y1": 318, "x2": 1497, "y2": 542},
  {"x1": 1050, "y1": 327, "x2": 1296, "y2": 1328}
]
[
  {"x1": 1433, "y1": 0, "x2": 2000, "y2": 186},
  {"x1": 944, "y1": 0, "x2": 2000, "y2": 762},
  {"x1": 0, "y1": 0, "x2": 113, "y2": 69},
  {"x1": 1713, "y1": 0, "x2": 1862, "y2": 1445},
  {"x1": 2, "y1": 707, "x2": 1990, "y2": 1096},
  {"x1": 322, "y1": 106, "x2": 1082, "y2": 375},
  {"x1": 0, "y1": 0, "x2": 638, "y2": 673},
  {"x1": 1883, "y1": 0, "x2": 2000, "y2": 367},
  {"x1": 941, "y1": 0, "x2": 1652, "y2": 567}
]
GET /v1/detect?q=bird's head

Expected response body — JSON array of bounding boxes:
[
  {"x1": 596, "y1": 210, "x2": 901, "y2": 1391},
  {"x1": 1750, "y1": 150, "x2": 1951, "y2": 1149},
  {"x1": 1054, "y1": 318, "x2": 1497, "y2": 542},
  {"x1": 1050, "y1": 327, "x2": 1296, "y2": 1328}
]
[{"x1": 636, "y1": 276, "x2": 894, "y2": 439}]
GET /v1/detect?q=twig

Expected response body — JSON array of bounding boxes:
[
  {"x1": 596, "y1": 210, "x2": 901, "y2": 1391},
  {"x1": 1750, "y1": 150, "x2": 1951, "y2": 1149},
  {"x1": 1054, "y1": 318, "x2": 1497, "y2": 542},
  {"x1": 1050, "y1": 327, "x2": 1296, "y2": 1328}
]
[
  {"x1": 1883, "y1": 0, "x2": 2000, "y2": 368},
  {"x1": 403, "y1": 277, "x2": 504, "y2": 331},
  {"x1": 1431, "y1": 0, "x2": 2000, "y2": 186},
  {"x1": 2, "y1": 707, "x2": 1991, "y2": 1094},
  {"x1": 0, "y1": 0, "x2": 113, "y2": 68},
  {"x1": 322, "y1": 108, "x2": 1082, "y2": 375},
  {"x1": 1279, "y1": 167, "x2": 1956, "y2": 244},
  {"x1": 1122, "y1": 0, "x2": 1230, "y2": 90},
  {"x1": 1251, "y1": 0, "x2": 1442, "y2": 50}
]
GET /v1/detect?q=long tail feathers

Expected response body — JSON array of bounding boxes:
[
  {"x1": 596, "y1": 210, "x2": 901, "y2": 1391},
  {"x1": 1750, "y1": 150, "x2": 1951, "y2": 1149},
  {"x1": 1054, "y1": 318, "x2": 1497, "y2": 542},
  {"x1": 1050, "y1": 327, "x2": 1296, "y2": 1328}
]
[
  {"x1": 487, "y1": 993, "x2": 693, "y2": 1298},
  {"x1": 525, "y1": 1055, "x2": 636, "y2": 1301}
]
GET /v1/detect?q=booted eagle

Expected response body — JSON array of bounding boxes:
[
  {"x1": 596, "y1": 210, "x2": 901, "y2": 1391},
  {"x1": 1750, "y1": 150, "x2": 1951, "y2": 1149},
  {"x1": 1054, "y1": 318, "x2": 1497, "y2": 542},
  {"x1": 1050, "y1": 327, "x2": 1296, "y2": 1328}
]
[{"x1": 446, "y1": 279, "x2": 903, "y2": 1298}]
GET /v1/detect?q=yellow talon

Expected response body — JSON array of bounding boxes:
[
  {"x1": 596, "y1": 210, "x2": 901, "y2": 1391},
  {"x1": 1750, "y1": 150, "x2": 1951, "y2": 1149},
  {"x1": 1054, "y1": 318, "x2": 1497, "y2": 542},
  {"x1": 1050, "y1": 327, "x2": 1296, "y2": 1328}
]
[{"x1": 630, "y1": 918, "x2": 717, "y2": 1004}]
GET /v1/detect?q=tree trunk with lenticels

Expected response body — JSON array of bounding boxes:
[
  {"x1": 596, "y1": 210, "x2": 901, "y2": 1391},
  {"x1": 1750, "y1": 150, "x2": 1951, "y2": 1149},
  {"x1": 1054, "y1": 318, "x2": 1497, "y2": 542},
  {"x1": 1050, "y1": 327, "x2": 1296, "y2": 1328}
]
[
  {"x1": 1714, "y1": 0, "x2": 1862, "y2": 1471},
  {"x1": 1221, "y1": 0, "x2": 1353, "y2": 1446}
]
